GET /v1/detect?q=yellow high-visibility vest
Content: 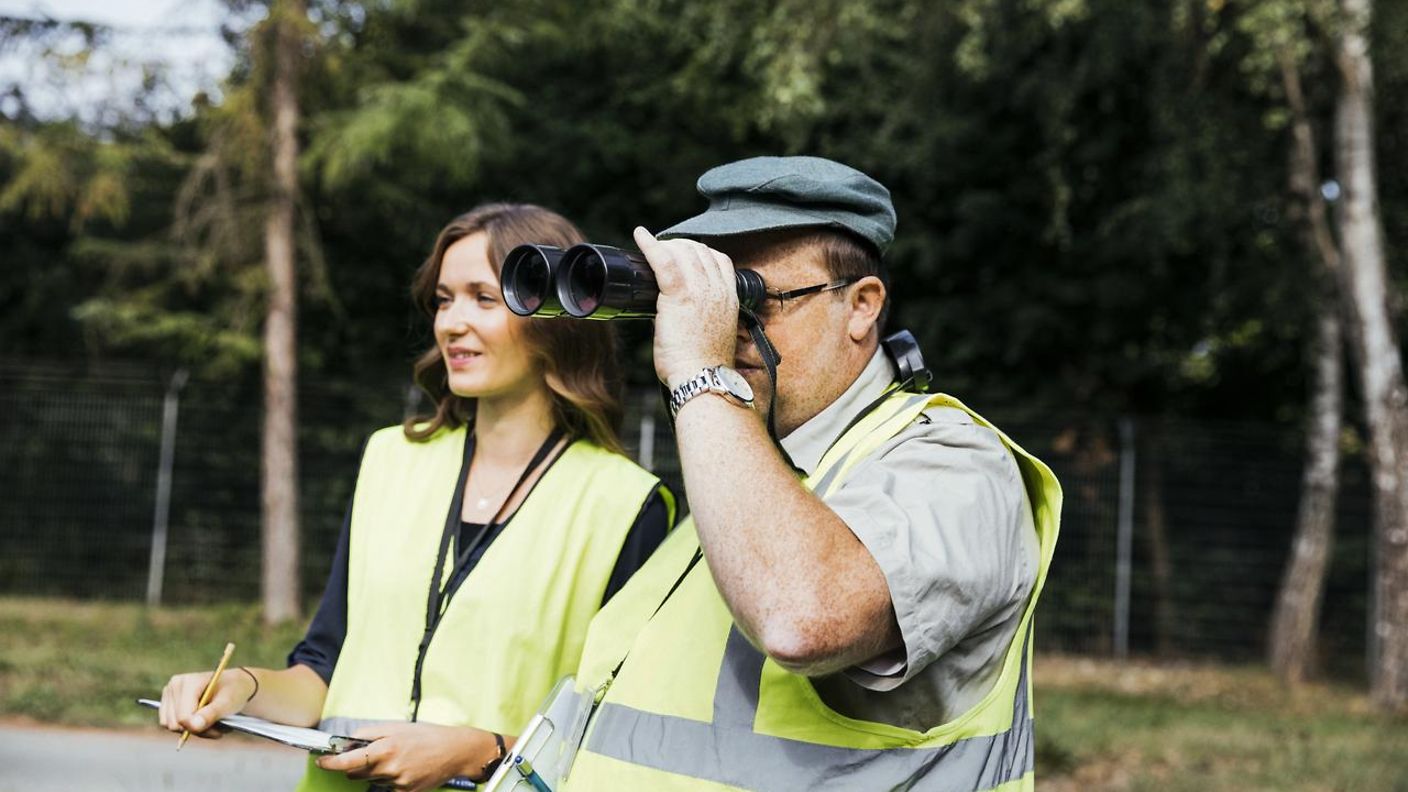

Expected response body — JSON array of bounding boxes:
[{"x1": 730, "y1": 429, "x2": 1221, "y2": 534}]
[
  {"x1": 296, "y1": 424, "x2": 670, "y2": 792},
  {"x1": 562, "y1": 391, "x2": 1061, "y2": 792}
]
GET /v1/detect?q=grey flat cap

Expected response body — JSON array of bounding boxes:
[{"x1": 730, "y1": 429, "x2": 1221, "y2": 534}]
[{"x1": 659, "y1": 156, "x2": 897, "y2": 254}]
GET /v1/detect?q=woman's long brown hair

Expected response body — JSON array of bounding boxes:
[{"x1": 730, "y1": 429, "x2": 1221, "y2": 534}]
[{"x1": 403, "y1": 203, "x2": 625, "y2": 454}]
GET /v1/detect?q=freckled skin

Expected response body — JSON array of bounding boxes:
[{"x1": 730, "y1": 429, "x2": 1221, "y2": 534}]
[{"x1": 639, "y1": 227, "x2": 901, "y2": 676}]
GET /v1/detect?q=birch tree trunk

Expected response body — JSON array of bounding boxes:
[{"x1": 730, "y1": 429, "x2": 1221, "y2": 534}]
[
  {"x1": 1267, "y1": 48, "x2": 1344, "y2": 685},
  {"x1": 261, "y1": 0, "x2": 304, "y2": 626},
  {"x1": 1269, "y1": 309, "x2": 1342, "y2": 681},
  {"x1": 1335, "y1": 0, "x2": 1408, "y2": 711}
]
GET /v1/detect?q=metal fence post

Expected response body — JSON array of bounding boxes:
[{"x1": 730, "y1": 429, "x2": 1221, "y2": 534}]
[
  {"x1": 1114, "y1": 416, "x2": 1136, "y2": 658},
  {"x1": 145, "y1": 369, "x2": 189, "y2": 607},
  {"x1": 637, "y1": 391, "x2": 657, "y2": 470},
  {"x1": 403, "y1": 381, "x2": 422, "y2": 423}
]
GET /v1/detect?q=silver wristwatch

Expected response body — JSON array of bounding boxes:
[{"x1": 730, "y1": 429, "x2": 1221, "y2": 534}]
[{"x1": 668, "y1": 365, "x2": 755, "y2": 419}]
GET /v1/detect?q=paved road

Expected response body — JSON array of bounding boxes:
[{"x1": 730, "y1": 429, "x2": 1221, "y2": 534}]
[{"x1": 0, "y1": 723, "x2": 307, "y2": 791}]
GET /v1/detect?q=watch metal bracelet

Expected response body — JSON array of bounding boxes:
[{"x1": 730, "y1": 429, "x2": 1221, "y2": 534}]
[
  {"x1": 668, "y1": 368, "x2": 719, "y2": 420},
  {"x1": 669, "y1": 365, "x2": 755, "y2": 420}
]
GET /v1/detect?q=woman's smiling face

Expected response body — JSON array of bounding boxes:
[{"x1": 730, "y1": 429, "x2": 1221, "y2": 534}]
[{"x1": 433, "y1": 232, "x2": 539, "y2": 401}]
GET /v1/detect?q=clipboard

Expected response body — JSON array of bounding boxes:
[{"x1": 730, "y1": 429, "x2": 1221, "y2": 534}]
[
  {"x1": 480, "y1": 676, "x2": 588, "y2": 792},
  {"x1": 135, "y1": 698, "x2": 371, "y2": 754}
]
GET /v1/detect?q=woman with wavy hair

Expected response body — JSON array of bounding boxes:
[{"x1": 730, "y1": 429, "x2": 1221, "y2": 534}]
[{"x1": 158, "y1": 204, "x2": 673, "y2": 791}]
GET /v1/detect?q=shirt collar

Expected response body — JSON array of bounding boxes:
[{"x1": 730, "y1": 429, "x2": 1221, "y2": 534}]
[{"x1": 780, "y1": 347, "x2": 896, "y2": 476}]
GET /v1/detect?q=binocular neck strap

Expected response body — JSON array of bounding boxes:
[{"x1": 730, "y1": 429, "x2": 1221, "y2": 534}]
[
  {"x1": 658, "y1": 311, "x2": 800, "y2": 474},
  {"x1": 738, "y1": 309, "x2": 802, "y2": 474}
]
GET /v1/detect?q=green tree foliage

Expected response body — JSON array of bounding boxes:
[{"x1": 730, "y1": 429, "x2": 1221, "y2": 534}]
[
  {"x1": 11, "y1": 0, "x2": 1408, "y2": 418},
  {"x1": 0, "y1": 114, "x2": 190, "y2": 358},
  {"x1": 3, "y1": 0, "x2": 1407, "y2": 672}
]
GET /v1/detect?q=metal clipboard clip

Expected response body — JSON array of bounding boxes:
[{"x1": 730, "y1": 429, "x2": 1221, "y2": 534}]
[{"x1": 481, "y1": 676, "x2": 591, "y2": 792}]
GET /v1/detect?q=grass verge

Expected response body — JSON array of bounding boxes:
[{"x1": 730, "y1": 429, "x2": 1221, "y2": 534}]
[
  {"x1": 0, "y1": 597, "x2": 306, "y2": 727},
  {"x1": 2, "y1": 598, "x2": 1406, "y2": 789},
  {"x1": 1034, "y1": 655, "x2": 1408, "y2": 791}
]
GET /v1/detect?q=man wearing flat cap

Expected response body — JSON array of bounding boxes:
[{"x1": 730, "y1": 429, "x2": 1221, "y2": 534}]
[{"x1": 557, "y1": 156, "x2": 1061, "y2": 791}]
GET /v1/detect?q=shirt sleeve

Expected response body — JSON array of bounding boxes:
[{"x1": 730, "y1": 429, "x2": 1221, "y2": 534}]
[
  {"x1": 600, "y1": 485, "x2": 674, "y2": 607},
  {"x1": 825, "y1": 406, "x2": 1037, "y2": 691},
  {"x1": 286, "y1": 438, "x2": 368, "y2": 684}
]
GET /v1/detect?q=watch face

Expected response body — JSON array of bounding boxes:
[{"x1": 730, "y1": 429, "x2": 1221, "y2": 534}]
[{"x1": 715, "y1": 366, "x2": 755, "y2": 402}]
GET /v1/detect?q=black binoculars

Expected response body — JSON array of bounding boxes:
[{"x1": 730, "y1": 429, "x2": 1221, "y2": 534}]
[{"x1": 501, "y1": 243, "x2": 767, "y2": 319}]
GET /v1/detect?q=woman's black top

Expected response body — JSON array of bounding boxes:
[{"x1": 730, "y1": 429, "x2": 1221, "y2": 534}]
[{"x1": 287, "y1": 455, "x2": 672, "y2": 684}]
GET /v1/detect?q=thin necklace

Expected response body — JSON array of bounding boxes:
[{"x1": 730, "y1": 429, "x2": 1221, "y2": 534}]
[
  {"x1": 474, "y1": 468, "x2": 522, "y2": 510},
  {"x1": 471, "y1": 436, "x2": 555, "y2": 514}
]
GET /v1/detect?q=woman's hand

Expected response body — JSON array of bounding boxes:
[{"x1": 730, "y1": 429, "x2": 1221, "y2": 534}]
[
  {"x1": 316, "y1": 722, "x2": 504, "y2": 792},
  {"x1": 157, "y1": 668, "x2": 255, "y2": 739}
]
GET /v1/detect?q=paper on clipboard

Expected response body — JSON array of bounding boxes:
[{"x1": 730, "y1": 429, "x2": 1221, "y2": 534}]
[
  {"x1": 135, "y1": 698, "x2": 370, "y2": 754},
  {"x1": 480, "y1": 676, "x2": 589, "y2": 792}
]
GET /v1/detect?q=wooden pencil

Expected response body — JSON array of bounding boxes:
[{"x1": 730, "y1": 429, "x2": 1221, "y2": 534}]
[{"x1": 178, "y1": 641, "x2": 236, "y2": 750}]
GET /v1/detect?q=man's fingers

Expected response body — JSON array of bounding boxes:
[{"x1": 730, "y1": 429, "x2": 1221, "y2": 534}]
[
  {"x1": 680, "y1": 239, "x2": 724, "y2": 293},
  {"x1": 632, "y1": 226, "x2": 661, "y2": 256},
  {"x1": 701, "y1": 242, "x2": 737, "y2": 300},
  {"x1": 634, "y1": 226, "x2": 686, "y2": 294},
  {"x1": 706, "y1": 246, "x2": 736, "y2": 283},
  {"x1": 673, "y1": 239, "x2": 727, "y2": 297},
  {"x1": 633, "y1": 227, "x2": 720, "y2": 293},
  {"x1": 675, "y1": 239, "x2": 736, "y2": 314}
]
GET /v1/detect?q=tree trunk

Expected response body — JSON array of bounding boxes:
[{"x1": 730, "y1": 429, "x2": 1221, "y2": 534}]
[
  {"x1": 1267, "y1": 48, "x2": 1344, "y2": 685},
  {"x1": 1270, "y1": 308, "x2": 1342, "y2": 681},
  {"x1": 261, "y1": 0, "x2": 303, "y2": 626},
  {"x1": 1335, "y1": 0, "x2": 1408, "y2": 711}
]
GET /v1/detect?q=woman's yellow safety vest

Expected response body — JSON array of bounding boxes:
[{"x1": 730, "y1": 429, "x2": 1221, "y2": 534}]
[
  {"x1": 296, "y1": 425, "x2": 670, "y2": 792},
  {"x1": 561, "y1": 391, "x2": 1061, "y2": 792}
]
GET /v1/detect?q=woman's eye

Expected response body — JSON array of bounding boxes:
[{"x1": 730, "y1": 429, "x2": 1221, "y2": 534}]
[
  {"x1": 476, "y1": 293, "x2": 498, "y2": 306},
  {"x1": 432, "y1": 295, "x2": 451, "y2": 309}
]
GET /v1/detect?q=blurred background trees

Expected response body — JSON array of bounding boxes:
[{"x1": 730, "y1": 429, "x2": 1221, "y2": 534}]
[{"x1": 4, "y1": 0, "x2": 1408, "y2": 707}]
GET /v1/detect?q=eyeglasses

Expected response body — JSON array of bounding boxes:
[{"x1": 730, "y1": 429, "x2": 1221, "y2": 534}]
[{"x1": 755, "y1": 276, "x2": 861, "y2": 322}]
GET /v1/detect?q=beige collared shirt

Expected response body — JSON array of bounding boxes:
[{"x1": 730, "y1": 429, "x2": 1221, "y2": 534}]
[{"x1": 780, "y1": 348, "x2": 1038, "y2": 730}]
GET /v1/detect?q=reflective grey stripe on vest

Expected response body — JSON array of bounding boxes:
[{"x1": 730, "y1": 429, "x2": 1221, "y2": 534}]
[
  {"x1": 586, "y1": 626, "x2": 1034, "y2": 792},
  {"x1": 318, "y1": 716, "x2": 402, "y2": 737}
]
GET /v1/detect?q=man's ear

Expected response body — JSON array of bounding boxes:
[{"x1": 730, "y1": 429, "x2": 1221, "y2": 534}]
[{"x1": 847, "y1": 276, "x2": 886, "y2": 342}]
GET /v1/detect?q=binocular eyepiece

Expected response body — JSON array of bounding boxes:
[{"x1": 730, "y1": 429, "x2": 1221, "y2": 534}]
[{"x1": 502, "y1": 243, "x2": 767, "y2": 320}]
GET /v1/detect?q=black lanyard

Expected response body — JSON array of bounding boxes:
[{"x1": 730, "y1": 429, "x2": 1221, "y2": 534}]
[
  {"x1": 600, "y1": 378, "x2": 911, "y2": 689},
  {"x1": 604, "y1": 546, "x2": 704, "y2": 685},
  {"x1": 739, "y1": 308, "x2": 803, "y2": 475},
  {"x1": 409, "y1": 426, "x2": 565, "y2": 720},
  {"x1": 637, "y1": 315, "x2": 925, "y2": 684},
  {"x1": 816, "y1": 373, "x2": 926, "y2": 464},
  {"x1": 616, "y1": 353, "x2": 924, "y2": 686}
]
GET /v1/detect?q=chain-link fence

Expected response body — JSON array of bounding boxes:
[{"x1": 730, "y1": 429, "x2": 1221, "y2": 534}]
[{"x1": 0, "y1": 360, "x2": 1375, "y2": 676}]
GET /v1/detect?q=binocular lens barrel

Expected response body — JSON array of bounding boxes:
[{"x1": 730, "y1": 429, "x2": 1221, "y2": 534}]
[
  {"x1": 559, "y1": 245, "x2": 657, "y2": 319},
  {"x1": 502, "y1": 244, "x2": 570, "y2": 317},
  {"x1": 502, "y1": 242, "x2": 768, "y2": 319}
]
